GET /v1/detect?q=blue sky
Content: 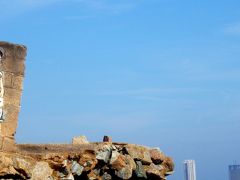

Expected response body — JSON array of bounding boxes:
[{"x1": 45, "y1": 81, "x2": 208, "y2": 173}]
[{"x1": 1, "y1": 0, "x2": 240, "y2": 179}]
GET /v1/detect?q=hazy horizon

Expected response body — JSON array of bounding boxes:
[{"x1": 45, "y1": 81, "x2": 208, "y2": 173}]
[{"x1": 1, "y1": 0, "x2": 240, "y2": 179}]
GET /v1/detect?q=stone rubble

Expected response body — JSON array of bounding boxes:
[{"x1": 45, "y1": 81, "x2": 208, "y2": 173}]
[
  {"x1": 72, "y1": 135, "x2": 89, "y2": 145},
  {"x1": 0, "y1": 142, "x2": 174, "y2": 180}
]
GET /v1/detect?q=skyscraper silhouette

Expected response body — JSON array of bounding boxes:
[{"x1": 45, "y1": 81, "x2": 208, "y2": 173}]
[
  {"x1": 184, "y1": 160, "x2": 197, "y2": 180},
  {"x1": 229, "y1": 165, "x2": 240, "y2": 180}
]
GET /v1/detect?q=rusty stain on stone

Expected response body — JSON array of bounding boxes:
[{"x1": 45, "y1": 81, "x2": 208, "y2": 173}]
[{"x1": 103, "y1": 135, "x2": 112, "y2": 142}]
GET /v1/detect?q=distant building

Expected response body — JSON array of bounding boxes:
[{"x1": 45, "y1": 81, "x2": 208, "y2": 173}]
[
  {"x1": 183, "y1": 160, "x2": 197, "y2": 180},
  {"x1": 229, "y1": 165, "x2": 240, "y2": 180}
]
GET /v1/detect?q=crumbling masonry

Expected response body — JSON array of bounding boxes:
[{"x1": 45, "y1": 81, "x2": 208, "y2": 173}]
[
  {"x1": 0, "y1": 41, "x2": 174, "y2": 180},
  {"x1": 0, "y1": 41, "x2": 26, "y2": 151}
]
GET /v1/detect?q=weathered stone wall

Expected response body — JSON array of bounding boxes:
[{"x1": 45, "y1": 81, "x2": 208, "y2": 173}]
[{"x1": 0, "y1": 41, "x2": 26, "y2": 151}]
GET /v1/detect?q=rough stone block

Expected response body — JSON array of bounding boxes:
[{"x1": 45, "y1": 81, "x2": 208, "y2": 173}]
[
  {"x1": 125, "y1": 144, "x2": 152, "y2": 164},
  {"x1": 0, "y1": 135, "x2": 3, "y2": 150},
  {"x1": 3, "y1": 87, "x2": 22, "y2": 107},
  {"x1": 0, "y1": 42, "x2": 26, "y2": 75},
  {"x1": 2, "y1": 72, "x2": 13, "y2": 88},
  {"x1": 2, "y1": 104, "x2": 20, "y2": 123},
  {"x1": 12, "y1": 75, "x2": 24, "y2": 90},
  {"x1": 1, "y1": 136, "x2": 16, "y2": 152},
  {"x1": 72, "y1": 136, "x2": 89, "y2": 145},
  {"x1": 2, "y1": 58, "x2": 25, "y2": 76},
  {"x1": 1, "y1": 121, "x2": 18, "y2": 137},
  {"x1": 3, "y1": 73, "x2": 23, "y2": 90}
]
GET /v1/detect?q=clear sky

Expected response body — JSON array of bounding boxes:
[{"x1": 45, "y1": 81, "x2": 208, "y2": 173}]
[{"x1": 1, "y1": 0, "x2": 240, "y2": 179}]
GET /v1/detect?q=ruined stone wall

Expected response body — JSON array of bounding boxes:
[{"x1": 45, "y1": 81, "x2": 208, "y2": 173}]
[
  {"x1": 0, "y1": 41, "x2": 174, "y2": 179},
  {"x1": 0, "y1": 143, "x2": 174, "y2": 180},
  {"x1": 0, "y1": 41, "x2": 26, "y2": 151}
]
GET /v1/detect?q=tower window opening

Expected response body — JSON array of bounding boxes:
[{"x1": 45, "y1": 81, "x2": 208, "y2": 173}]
[{"x1": 0, "y1": 48, "x2": 4, "y2": 59}]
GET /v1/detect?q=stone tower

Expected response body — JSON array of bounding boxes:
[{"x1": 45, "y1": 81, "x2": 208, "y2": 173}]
[{"x1": 0, "y1": 41, "x2": 27, "y2": 151}]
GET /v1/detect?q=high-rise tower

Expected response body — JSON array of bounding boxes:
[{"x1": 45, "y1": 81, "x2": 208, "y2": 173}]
[
  {"x1": 229, "y1": 165, "x2": 240, "y2": 180},
  {"x1": 183, "y1": 160, "x2": 197, "y2": 180}
]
